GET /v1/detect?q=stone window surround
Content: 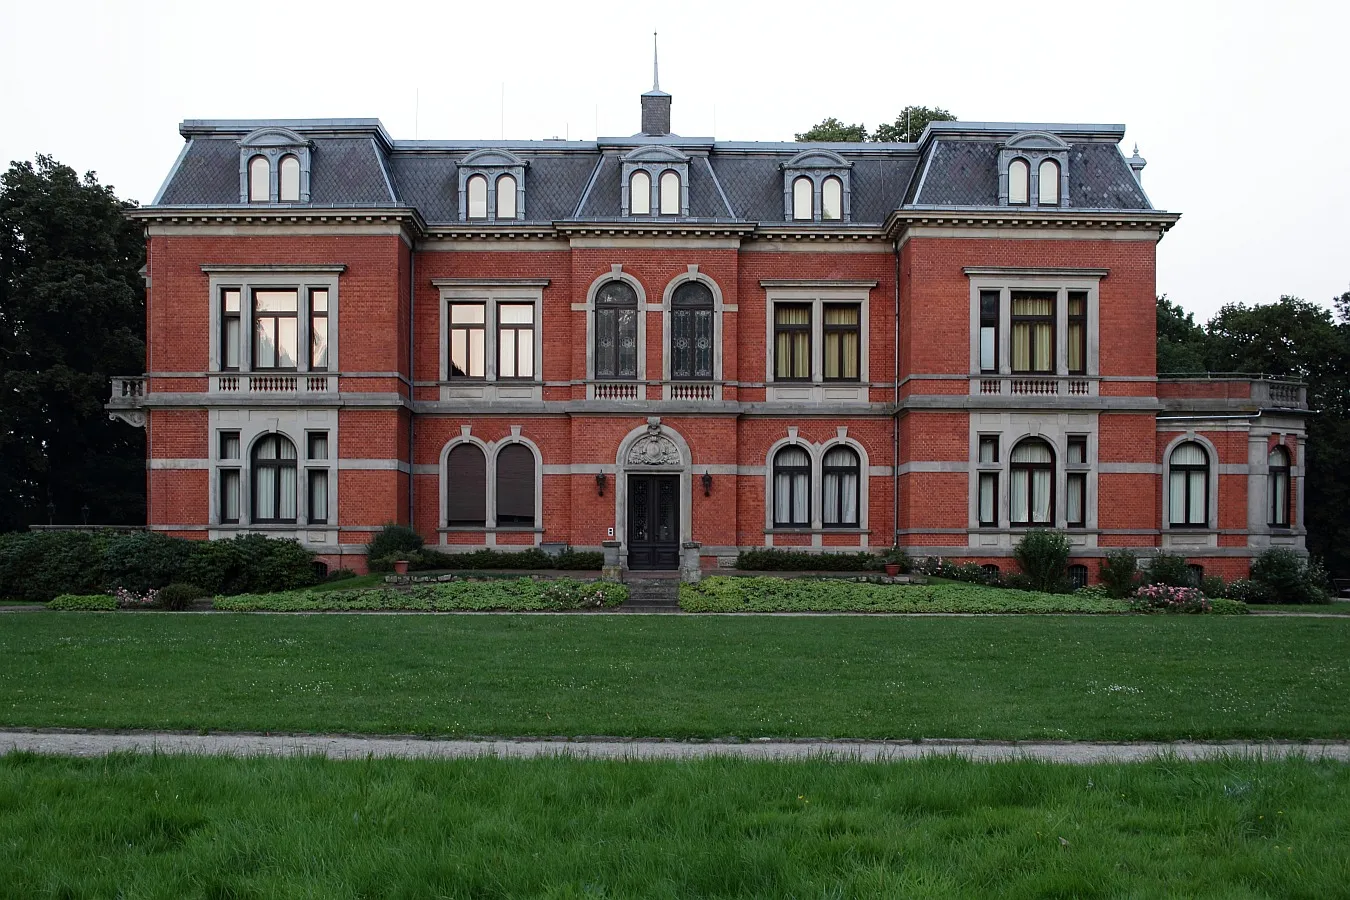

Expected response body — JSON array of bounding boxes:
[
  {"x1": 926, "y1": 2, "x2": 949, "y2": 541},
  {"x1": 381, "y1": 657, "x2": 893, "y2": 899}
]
[
  {"x1": 433, "y1": 278, "x2": 547, "y2": 403},
  {"x1": 965, "y1": 270, "x2": 1102, "y2": 380},
  {"x1": 207, "y1": 408, "x2": 337, "y2": 536},
  {"x1": 966, "y1": 414, "x2": 1098, "y2": 535},
  {"x1": 762, "y1": 280, "x2": 874, "y2": 405},
  {"x1": 437, "y1": 425, "x2": 544, "y2": 546},
  {"x1": 237, "y1": 127, "x2": 312, "y2": 204},
  {"x1": 781, "y1": 149, "x2": 853, "y2": 223},
  {"x1": 1161, "y1": 432, "x2": 1219, "y2": 533},
  {"x1": 583, "y1": 266, "x2": 649, "y2": 399},
  {"x1": 659, "y1": 265, "x2": 733, "y2": 400},
  {"x1": 203, "y1": 265, "x2": 343, "y2": 381},
  {"x1": 612, "y1": 420, "x2": 694, "y2": 567},
  {"x1": 457, "y1": 149, "x2": 527, "y2": 222},
  {"x1": 997, "y1": 131, "x2": 1070, "y2": 208},
  {"x1": 619, "y1": 146, "x2": 690, "y2": 218},
  {"x1": 762, "y1": 427, "x2": 871, "y2": 546}
]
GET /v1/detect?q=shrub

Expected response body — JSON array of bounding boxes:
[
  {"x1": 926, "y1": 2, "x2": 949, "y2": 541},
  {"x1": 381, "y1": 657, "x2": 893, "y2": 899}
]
[
  {"x1": 735, "y1": 549, "x2": 884, "y2": 572},
  {"x1": 366, "y1": 525, "x2": 425, "y2": 571},
  {"x1": 180, "y1": 534, "x2": 319, "y2": 595},
  {"x1": 679, "y1": 577, "x2": 1130, "y2": 614},
  {"x1": 1225, "y1": 578, "x2": 1277, "y2": 605},
  {"x1": 1201, "y1": 575, "x2": 1228, "y2": 601},
  {"x1": 157, "y1": 583, "x2": 207, "y2": 611},
  {"x1": 1013, "y1": 530, "x2": 1071, "y2": 594},
  {"x1": 1209, "y1": 597, "x2": 1250, "y2": 615},
  {"x1": 326, "y1": 568, "x2": 358, "y2": 582},
  {"x1": 1142, "y1": 553, "x2": 1192, "y2": 588},
  {"x1": 1249, "y1": 548, "x2": 1329, "y2": 604},
  {"x1": 0, "y1": 531, "x2": 107, "y2": 602},
  {"x1": 47, "y1": 593, "x2": 116, "y2": 611},
  {"x1": 1129, "y1": 584, "x2": 1211, "y2": 614},
  {"x1": 214, "y1": 578, "x2": 627, "y2": 612},
  {"x1": 410, "y1": 547, "x2": 604, "y2": 571},
  {"x1": 102, "y1": 532, "x2": 194, "y2": 593},
  {"x1": 1073, "y1": 584, "x2": 1112, "y2": 601},
  {"x1": 1097, "y1": 550, "x2": 1139, "y2": 598},
  {"x1": 112, "y1": 587, "x2": 161, "y2": 609}
]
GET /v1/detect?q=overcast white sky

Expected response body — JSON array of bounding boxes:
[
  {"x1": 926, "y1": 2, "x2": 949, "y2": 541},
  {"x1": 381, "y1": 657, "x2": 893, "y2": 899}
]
[{"x1": 3, "y1": 0, "x2": 1346, "y2": 321}]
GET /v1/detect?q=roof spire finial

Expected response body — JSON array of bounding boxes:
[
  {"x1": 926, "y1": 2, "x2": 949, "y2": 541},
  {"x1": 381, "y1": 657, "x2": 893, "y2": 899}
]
[{"x1": 652, "y1": 30, "x2": 660, "y2": 92}]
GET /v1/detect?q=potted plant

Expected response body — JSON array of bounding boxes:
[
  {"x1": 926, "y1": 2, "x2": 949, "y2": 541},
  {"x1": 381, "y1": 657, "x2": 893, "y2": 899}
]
[
  {"x1": 882, "y1": 548, "x2": 907, "y2": 578},
  {"x1": 393, "y1": 559, "x2": 410, "y2": 575}
]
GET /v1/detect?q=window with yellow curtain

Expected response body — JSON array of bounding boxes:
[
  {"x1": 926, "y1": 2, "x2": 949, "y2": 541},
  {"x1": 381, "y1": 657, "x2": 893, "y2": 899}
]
[
  {"x1": 1010, "y1": 291, "x2": 1055, "y2": 373},
  {"x1": 774, "y1": 304, "x2": 811, "y2": 380},
  {"x1": 1067, "y1": 291, "x2": 1087, "y2": 374},
  {"x1": 822, "y1": 304, "x2": 860, "y2": 381}
]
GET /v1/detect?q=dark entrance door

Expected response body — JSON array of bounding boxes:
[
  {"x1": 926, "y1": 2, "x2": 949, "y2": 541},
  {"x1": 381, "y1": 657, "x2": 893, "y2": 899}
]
[{"x1": 627, "y1": 474, "x2": 680, "y2": 570}]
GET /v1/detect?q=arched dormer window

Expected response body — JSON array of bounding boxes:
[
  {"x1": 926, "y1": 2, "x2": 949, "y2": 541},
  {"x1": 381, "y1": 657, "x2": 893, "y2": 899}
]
[
  {"x1": 1168, "y1": 442, "x2": 1210, "y2": 528},
  {"x1": 782, "y1": 149, "x2": 852, "y2": 223},
  {"x1": 248, "y1": 156, "x2": 270, "y2": 203},
  {"x1": 466, "y1": 175, "x2": 488, "y2": 219},
  {"x1": 238, "y1": 127, "x2": 311, "y2": 204},
  {"x1": 630, "y1": 171, "x2": 651, "y2": 215},
  {"x1": 1268, "y1": 446, "x2": 1291, "y2": 527},
  {"x1": 1038, "y1": 159, "x2": 1060, "y2": 206},
  {"x1": 659, "y1": 170, "x2": 680, "y2": 215},
  {"x1": 1008, "y1": 159, "x2": 1030, "y2": 205},
  {"x1": 278, "y1": 155, "x2": 300, "y2": 202},
  {"x1": 792, "y1": 177, "x2": 813, "y2": 220},
  {"x1": 496, "y1": 174, "x2": 517, "y2": 219},
  {"x1": 822, "y1": 177, "x2": 843, "y2": 220}
]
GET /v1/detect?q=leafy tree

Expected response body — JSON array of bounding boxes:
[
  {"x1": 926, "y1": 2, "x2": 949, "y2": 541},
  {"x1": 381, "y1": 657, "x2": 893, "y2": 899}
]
[
  {"x1": 872, "y1": 106, "x2": 957, "y2": 143},
  {"x1": 795, "y1": 117, "x2": 869, "y2": 142},
  {"x1": 0, "y1": 155, "x2": 145, "y2": 530},
  {"x1": 1155, "y1": 295, "x2": 1209, "y2": 374}
]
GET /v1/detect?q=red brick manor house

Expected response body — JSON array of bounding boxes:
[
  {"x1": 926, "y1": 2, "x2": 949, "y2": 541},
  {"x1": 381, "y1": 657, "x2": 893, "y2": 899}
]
[{"x1": 109, "y1": 83, "x2": 1309, "y2": 579}]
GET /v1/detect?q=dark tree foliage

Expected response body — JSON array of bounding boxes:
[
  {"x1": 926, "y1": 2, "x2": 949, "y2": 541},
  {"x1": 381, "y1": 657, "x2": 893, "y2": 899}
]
[
  {"x1": 0, "y1": 156, "x2": 146, "y2": 529},
  {"x1": 794, "y1": 117, "x2": 869, "y2": 142},
  {"x1": 872, "y1": 106, "x2": 958, "y2": 143},
  {"x1": 1155, "y1": 294, "x2": 1209, "y2": 374}
]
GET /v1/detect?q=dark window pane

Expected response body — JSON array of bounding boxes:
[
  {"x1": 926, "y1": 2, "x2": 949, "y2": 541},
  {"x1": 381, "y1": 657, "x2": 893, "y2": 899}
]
[
  {"x1": 495, "y1": 444, "x2": 535, "y2": 526},
  {"x1": 446, "y1": 444, "x2": 486, "y2": 526}
]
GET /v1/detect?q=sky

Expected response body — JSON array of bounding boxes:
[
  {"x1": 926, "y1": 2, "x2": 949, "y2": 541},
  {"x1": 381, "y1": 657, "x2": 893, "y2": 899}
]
[{"x1": 2, "y1": 0, "x2": 1346, "y2": 321}]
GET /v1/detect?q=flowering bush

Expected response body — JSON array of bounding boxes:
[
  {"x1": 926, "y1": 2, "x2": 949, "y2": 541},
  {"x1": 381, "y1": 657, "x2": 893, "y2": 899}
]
[
  {"x1": 112, "y1": 587, "x2": 160, "y2": 609},
  {"x1": 1129, "y1": 584, "x2": 1211, "y2": 614}
]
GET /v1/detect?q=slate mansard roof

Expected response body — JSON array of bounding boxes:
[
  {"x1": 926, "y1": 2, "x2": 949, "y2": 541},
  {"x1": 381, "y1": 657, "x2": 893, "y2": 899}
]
[{"x1": 151, "y1": 118, "x2": 1158, "y2": 225}]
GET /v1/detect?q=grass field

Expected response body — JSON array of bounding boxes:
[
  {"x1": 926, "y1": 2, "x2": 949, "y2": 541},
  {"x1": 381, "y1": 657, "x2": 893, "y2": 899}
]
[
  {"x1": 3, "y1": 614, "x2": 1348, "y2": 740},
  {"x1": 2, "y1": 752, "x2": 1346, "y2": 898}
]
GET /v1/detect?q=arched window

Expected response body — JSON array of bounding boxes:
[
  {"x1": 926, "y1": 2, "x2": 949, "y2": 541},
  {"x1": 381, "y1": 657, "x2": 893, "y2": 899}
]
[
  {"x1": 822, "y1": 446, "x2": 860, "y2": 527},
  {"x1": 252, "y1": 434, "x2": 297, "y2": 523},
  {"x1": 593, "y1": 281, "x2": 639, "y2": 379},
  {"x1": 659, "y1": 170, "x2": 680, "y2": 215},
  {"x1": 822, "y1": 177, "x2": 843, "y2": 220},
  {"x1": 1010, "y1": 439, "x2": 1054, "y2": 526},
  {"x1": 446, "y1": 444, "x2": 486, "y2": 526},
  {"x1": 495, "y1": 444, "x2": 536, "y2": 526},
  {"x1": 279, "y1": 155, "x2": 300, "y2": 202},
  {"x1": 1038, "y1": 159, "x2": 1060, "y2": 206},
  {"x1": 1268, "y1": 446, "x2": 1291, "y2": 527},
  {"x1": 630, "y1": 170, "x2": 651, "y2": 215},
  {"x1": 1008, "y1": 158, "x2": 1029, "y2": 205},
  {"x1": 792, "y1": 176, "x2": 813, "y2": 220},
  {"x1": 670, "y1": 281, "x2": 714, "y2": 381},
  {"x1": 248, "y1": 155, "x2": 270, "y2": 202},
  {"x1": 466, "y1": 174, "x2": 488, "y2": 219},
  {"x1": 496, "y1": 174, "x2": 517, "y2": 219},
  {"x1": 1169, "y1": 442, "x2": 1209, "y2": 527},
  {"x1": 773, "y1": 446, "x2": 811, "y2": 527}
]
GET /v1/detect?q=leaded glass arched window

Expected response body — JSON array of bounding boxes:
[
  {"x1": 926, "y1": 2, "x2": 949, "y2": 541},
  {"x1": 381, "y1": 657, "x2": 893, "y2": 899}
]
[
  {"x1": 670, "y1": 282, "x2": 713, "y2": 381},
  {"x1": 593, "y1": 281, "x2": 638, "y2": 379}
]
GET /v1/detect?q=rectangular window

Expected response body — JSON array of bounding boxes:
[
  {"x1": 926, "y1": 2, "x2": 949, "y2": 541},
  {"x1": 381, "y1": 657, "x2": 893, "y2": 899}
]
[
  {"x1": 253, "y1": 290, "x2": 299, "y2": 369},
  {"x1": 773, "y1": 304, "x2": 811, "y2": 381},
  {"x1": 822, "y1": 304, "x2": 861, "y2": 381},
  {"x1": 1068, "y1": 436, "x2": 1087, "y2": 464},
  {"x1": 979, "y1": 290, "x2": 999, "y2": 373},
  {"x1": 978, "y1": 472, "x2": 998, "y2": 526},
  {"x1": 978, "y1": 436, "x2": 999, "y2": 463},
  {"x1": 449, "y1": 303, "x2": 486, "y2": 378},
  {"x1": 220, "y1": 431, "x2": 241, "y2": 461},
  {"x1": 1067, "y1": 291, "x2": 1087, "y2": 375},
  {"x1": 307, "y1": 431, "x2": 328, "y2": 461},
  {"x1": 310, "y1": 289, "x2": 329, "y2": 371},
  {"x1": 222, "y1": 289, "x2": 242, "y2": 370},
  {"x1": 219, "y1": 430, "x2": 241, "y2": 524},
  {"x1": 307, "y1": 469, "x2": 328, "y2": 524},
  {"x1": 497, "y1": 304, "x2": 535, "y2": 379},
  {"x1": 1010, "y1": 291, "x2": 1055, "y2": 374},
  {"x1": 1067, "y1": 473, "x2": 1086, "y2": 527}
]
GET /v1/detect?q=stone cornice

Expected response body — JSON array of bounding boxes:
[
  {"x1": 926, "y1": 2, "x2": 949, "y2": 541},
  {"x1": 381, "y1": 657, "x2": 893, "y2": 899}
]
[
  {"x1": 552, "y1": 221, "x2": 757, "y2": 237},
  {"x1": 884, "y1": 208, "x2": 1181, "y2": 240},
  {"x1": 201, "y1": 263, "x2": 347, "y2": 274},
  {"x1": 127, "y1": 206, "x2": 427, "y2": 233}
]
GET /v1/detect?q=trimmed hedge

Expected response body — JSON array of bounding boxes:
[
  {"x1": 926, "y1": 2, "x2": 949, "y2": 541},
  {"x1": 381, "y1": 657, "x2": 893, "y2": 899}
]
[
  {"x1": 47, "y1": 594, "x2": 117, "y2": 611},
  {"x1": 409, "y1": 547, "x2": 604, "y2": 572},
  {"x1": 214, "y1": 578, "x2": 627, "y2": 612},
  {"x1": 0, "y1": 531, "x2": 320, "y2": 602},
  {"x1": 735, "y1": 549, "x2": 888, "y2": 572}
]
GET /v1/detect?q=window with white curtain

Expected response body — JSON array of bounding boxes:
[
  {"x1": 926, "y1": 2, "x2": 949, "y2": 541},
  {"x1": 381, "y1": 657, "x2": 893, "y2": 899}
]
[
  {"x1": 822, "y1": 446, "x2": 860, "y2": 527},
  {"x1": 821, "y1": 177, "x2": 843, "y2": 220},
  {"x1": 219, "y1": 432, "x2": 241, "y2": 524},
  {"x1": 659, "y1": 170, "x2": 680, "y2": 215},
  {"x1": 1010, "y1": 439, "x2": 1054, "y2": 526},
  {"x1": 1268, "y1": 446, "x2": 1291, "y2": 527},
  {"x1": 306, "y1": 432, "x2": 329, "y2": 525},
  {"x1": 1038, "y1": 159, "x2": 1060, "y2": 205},
  {"x1": 1168, "y1": 442, "x2": 1209, "y2": 527},
  {"x1": 496, "y1": 174, "x2": 517, "y2": 219},
  {"x1": 630, "y1": 171, "x2": 651, "y2": 215},
  {"x1": 822, "y1": 304, "x2": 860, "y2": 381},
  {"x1": 279, "y1": 155, "x2": 300, "y2": 202},
  {"x1": 1008, "y1": 158, "x2": 1029, "y2": 205},
  {"x1": 977, "y1": 436, "x2": 999, "y2": 527},
  {"x1": 1010, "y1": 291, "x2": 1055, "y2": 374},
  {"x1": 773, "y1": 446, "x2": 811, "y2": 527},
  {"x1": 248, "y1": 156, "x2": 269, "y2": 202},
  {"x1": 792, "y1": 177, "x2": 813, "y2": 220},
  {"x1": 252, "y1": 434, "x2": 298, "y2": 524},
  {"x1": 466, "y1": 175, "x2": 488, "y2": 219}
]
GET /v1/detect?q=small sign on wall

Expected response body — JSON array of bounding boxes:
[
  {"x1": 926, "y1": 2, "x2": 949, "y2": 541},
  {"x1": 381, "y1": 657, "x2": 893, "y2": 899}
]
[{"x1": 607, "y1": 527, "x2": 615, "y2": 537}]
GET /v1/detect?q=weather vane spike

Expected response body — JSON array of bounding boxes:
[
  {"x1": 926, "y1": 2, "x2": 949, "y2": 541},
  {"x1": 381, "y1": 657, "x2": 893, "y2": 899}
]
[{"x1": 653, "y1": 31, "x2": 660, "y2": 92}]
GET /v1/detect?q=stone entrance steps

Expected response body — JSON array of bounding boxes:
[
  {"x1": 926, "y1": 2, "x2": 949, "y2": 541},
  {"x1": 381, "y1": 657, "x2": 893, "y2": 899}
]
[{"x1": 620, "y1": 577, "x2": 681, "y2": 614}]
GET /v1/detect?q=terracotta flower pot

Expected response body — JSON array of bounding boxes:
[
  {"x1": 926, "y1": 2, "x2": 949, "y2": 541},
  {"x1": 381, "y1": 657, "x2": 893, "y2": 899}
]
[
  {"x1": 393, "y1": 559, "x2": 410, "y2": 575},
  {"x1": 884, "y1": 563, "x2": 901, "y2": 577}
]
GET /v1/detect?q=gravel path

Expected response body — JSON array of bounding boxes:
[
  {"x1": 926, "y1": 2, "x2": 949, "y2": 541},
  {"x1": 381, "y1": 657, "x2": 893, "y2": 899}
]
[{"x1": 3, "y1": 730, "x2": 1347, "y2": 763}]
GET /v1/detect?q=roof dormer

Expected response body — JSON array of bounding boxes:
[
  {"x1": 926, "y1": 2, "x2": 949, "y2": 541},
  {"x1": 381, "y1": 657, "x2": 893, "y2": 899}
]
[
  {"x1": 458, "y1": 148, "x2": 527, "y2": 221},
  {"x1": 782, "y1": 149, "x2": 852, "y2": 222},
  {"x1": 238, "y1": 127, "x2": 311, "y2": 204},
  {"x1": 621, "y1": 145, "x2": 689, "y2": 217},
  {"x1": 998, "y1": 131, "x2": 1070, "y2": 208}
]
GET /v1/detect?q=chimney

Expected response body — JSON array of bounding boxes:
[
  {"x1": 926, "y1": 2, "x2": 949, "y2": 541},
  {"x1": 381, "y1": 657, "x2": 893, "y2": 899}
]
[
  {"x1": 640, "y1": 32, "x2": 671, "y2": 136},
  {"x1": 1128, "y1": 143, "x2": 1147, "y2": 185}
]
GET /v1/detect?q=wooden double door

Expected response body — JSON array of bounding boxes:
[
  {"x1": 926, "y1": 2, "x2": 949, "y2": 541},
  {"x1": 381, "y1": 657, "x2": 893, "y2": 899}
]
[{"x1": 627, "y1": 474, "x2": 680, "y2": 570}]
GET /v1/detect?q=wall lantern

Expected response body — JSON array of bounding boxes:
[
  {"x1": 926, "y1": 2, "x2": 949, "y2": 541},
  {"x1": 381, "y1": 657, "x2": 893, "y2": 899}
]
[
  {"x1": 596, "y1": 472, "x2": 606, "y2": 496},
  {"x1": 701, "y1": 471, "x2": 713, "y2": 497}
]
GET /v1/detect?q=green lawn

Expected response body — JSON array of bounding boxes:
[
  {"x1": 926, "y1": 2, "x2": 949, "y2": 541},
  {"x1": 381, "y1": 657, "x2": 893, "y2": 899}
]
[
  {"x1": 1257, "y1": 603, "x2": 1350, "y2": 615},
  {"x1": 3, "y1": 615, "x2": 1348, "y2": 740},
  {"x1": 2, "y1": 752, "x2": 1346, "y2": 898}
]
